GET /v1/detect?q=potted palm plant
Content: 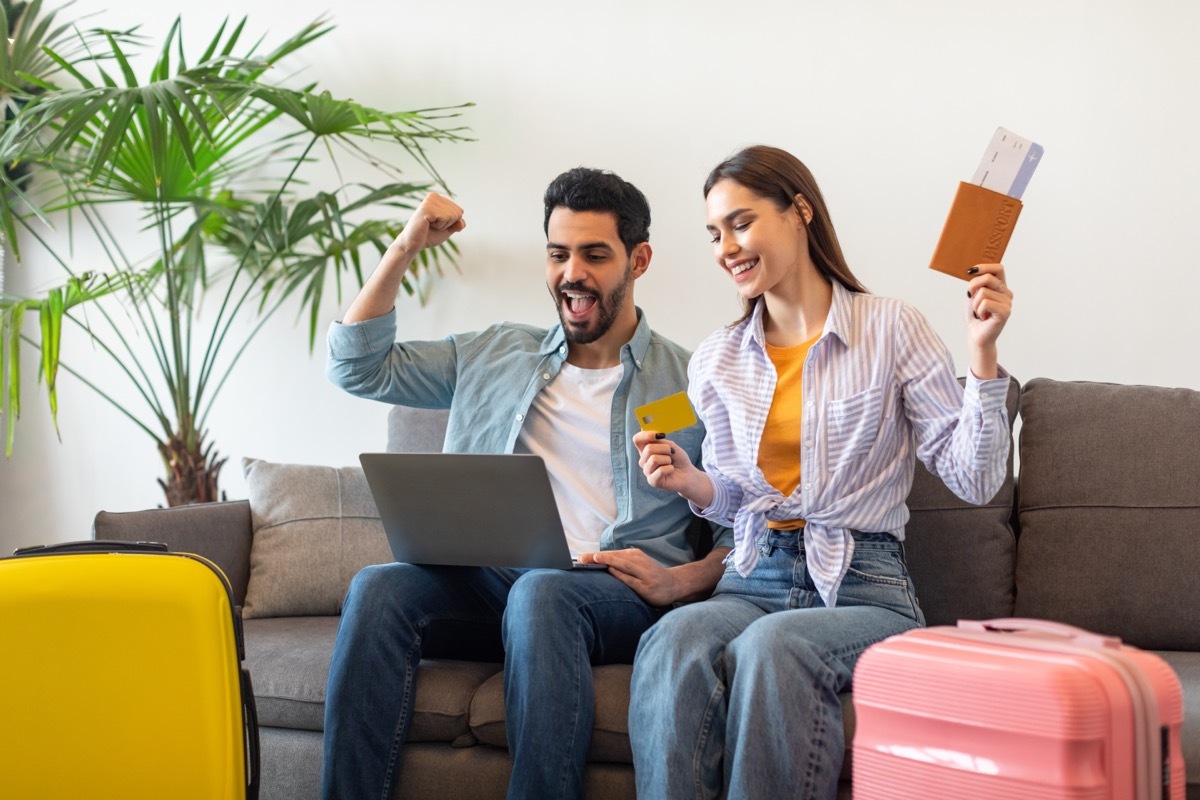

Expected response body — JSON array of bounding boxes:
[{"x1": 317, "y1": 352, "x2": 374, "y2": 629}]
[
  {"x1": 0, "y1": 2, "x2": 470, "y2": 505},
  {"x1": 0, "y1": 0, "x2": 90, "y2": 296}
]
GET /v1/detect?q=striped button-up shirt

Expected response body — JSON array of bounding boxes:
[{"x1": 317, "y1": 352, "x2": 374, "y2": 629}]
[{"x1": 689, "y1": 281, "x2": 1011, "y2": 607}]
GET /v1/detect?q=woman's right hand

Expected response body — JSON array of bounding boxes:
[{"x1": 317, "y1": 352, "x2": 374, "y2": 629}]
[{"x1": 632, "y1": 430, "x2": 711, "y2": 507}]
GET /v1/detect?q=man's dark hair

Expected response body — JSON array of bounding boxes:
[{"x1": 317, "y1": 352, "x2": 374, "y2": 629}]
[{"x1": 543, "y1": 167, "x2": 651, "y2": 255}]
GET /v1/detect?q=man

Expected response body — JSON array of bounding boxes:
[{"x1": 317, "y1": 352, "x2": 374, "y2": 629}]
[{"x1": 323, "y1": 167, "x2": 733, "y2": 800}]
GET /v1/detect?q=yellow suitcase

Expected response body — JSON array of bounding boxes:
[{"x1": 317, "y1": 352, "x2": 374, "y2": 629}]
[{"x1": 1, "y1": 540, "x2": 259, "y2": 800}]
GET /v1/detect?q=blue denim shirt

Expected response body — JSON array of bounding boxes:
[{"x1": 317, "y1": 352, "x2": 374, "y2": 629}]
[{"x1": 326, "y1": 307, "x2": 732, "y2": 568}]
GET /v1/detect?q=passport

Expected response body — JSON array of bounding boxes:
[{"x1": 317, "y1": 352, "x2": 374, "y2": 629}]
[{"x1": 930, "y1": 127, "x2": 1043, "y2": 281}]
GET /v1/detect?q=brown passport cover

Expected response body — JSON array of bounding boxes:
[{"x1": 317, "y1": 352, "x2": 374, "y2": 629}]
[{"x1": 929, "y1": 182, "x2": 1023, "y2": 281}]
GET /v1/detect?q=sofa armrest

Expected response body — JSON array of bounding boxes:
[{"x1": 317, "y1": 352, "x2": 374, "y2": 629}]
[{"x1": 92, "y1": 501, "x2": 253, "y2": 606}]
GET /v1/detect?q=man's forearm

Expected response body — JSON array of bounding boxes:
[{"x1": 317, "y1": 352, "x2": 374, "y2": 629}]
[
  {"x1": 667, "y1": 546, "x2": 731, "y2": 604},
  {"x1": 342, "y1": 242, "x2": 417, "y2": 324},
  {"x1": 342, "y1": 192, "x2": 465, "y2": 325}
]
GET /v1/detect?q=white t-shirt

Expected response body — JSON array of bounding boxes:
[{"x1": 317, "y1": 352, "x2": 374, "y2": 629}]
[{"x1": 515, "y1": 362, "x2": 621, "y2": 557}]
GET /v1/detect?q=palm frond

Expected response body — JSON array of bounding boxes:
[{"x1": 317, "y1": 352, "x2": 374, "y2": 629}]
[
  {"x1": 1, "y1": 270, "x2": 144, "y2": 452},
  {"x1": 1, "y1": 301, "x2": 21, "y2": 454},
  {"x1": 0, "y1": 11, "x2": 473, "y2": 505},
  {"x1": 0, "y1": 0, "x2": 120, "y2": 97}
]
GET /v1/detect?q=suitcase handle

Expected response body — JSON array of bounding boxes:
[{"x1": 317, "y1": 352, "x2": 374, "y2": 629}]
[
  {"x1": 12, "y1": 540, "x2": 170, "y2": 557},
  {"x1": 957, "y1": 618, "x2": 1123, "y2": 650}
]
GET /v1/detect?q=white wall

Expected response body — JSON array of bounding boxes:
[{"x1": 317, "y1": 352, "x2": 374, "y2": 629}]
[{"x1": 2, "y1": 0, "x2": 1198, "y2": 552}]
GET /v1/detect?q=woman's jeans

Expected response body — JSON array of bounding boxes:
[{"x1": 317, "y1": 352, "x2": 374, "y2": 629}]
[
  {"x1": 321, "y1": 563, "x2": 663, "y2": 800},
  {"x1": 629, "y1": 531, "x2": 925, "y2": 800}
]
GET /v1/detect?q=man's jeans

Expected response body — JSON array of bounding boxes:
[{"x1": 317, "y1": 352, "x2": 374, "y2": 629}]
[
  {"x1": 629, "y1": 531, "x2": 924, "y2": 800},
  {"x1": 322, "y1": 563, "x2": 663, "y2": 800}
]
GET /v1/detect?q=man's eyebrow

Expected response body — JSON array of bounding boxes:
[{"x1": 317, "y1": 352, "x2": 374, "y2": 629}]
[{"x1": 546, "y1": 241, "x2": 615, "y2": 251}]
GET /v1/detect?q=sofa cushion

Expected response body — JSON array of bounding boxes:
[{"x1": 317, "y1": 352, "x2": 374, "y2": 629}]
[
  {"x1": 243, "y1": 616, "x2": 500, "y2": 743},
  {"x1": 466, "y1": 663, "x2": 857, "y2": 778},
  {"x1": 387, "y1": 405, "x2": 449, "y2": 454},
  {"x1": 408, "y1": 660, "x2": 506, "y2": 745},
  {"x1": 245, "y1": 616, "x2": 340, "y2": 731},
  {"x1": 242, "y1": 458, "x2": 392, "y2": 618},
  {"x1": 902, "y1": 377, "x2": 1020, "y2": 626},
  {"x1": 469, "y1": 664, "x2": 635, "y2": 763},
  {"x1": 1015, "y1": 379, "x2": 1200, "y2": 650}
]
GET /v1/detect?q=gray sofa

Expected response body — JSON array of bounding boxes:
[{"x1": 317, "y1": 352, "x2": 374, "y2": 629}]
[{"x1": 91, "y1": 377, "x2": 1200, "y2": 800}]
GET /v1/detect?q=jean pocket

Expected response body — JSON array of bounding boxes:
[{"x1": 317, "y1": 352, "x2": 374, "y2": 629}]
[
  {"x1": 826, "y1": 387, "x2": 883, "y2": 471},
  {"x1": 839, "y1": 547, "x2": 920, "y2": 621},
  {"x1": 845, "y1": 547, "x2": 908, "y2": 587}
]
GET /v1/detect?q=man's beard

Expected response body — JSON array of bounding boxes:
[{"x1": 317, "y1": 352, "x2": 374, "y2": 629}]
[{"x1": 553, "y1": 262, "x2": 633, "y2": 345}]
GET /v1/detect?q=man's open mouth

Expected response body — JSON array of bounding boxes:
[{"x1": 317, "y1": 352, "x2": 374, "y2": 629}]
[{"x1": 562, "y1": 290, "x2": 598, "y2": 319}]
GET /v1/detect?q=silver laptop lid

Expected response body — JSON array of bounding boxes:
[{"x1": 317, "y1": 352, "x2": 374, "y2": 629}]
[{"x1": 359, "y1": 452, "x2": 576, "y2": 570}]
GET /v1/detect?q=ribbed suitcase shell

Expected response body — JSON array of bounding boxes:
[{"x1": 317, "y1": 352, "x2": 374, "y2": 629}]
[
  {"x1": 853, "y1": 619, "x2": 1185, "y2": 800},
  {"x1": 0, "y1": 543, "x2": 257, "y2": 800}
]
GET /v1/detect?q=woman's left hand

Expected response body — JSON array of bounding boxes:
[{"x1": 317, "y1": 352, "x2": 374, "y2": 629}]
[{"x1": 965, "y1": 263, "x2": 1012, "y2": 378}]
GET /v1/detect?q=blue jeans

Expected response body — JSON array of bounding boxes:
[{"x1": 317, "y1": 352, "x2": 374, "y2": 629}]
[
  {"x1": 629, "y1": 531, "x2": 924, "y2": 800},
  {"x1": 322, "y1": 563, "x2": 664, "y2": 800}
]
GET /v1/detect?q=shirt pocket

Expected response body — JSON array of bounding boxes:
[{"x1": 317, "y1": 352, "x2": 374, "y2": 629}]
[{"x1": 826, "y1": 387, "x2": 883, "y2": 471}]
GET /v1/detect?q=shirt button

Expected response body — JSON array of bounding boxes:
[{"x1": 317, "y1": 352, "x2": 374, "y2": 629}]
[
  {"x1": 516, "y1": 413, "x2": 524, "y2": 421},
  {"x1": 542, "y1": 372, "x2": 551, "y2": 380},
  {"x1": 804, "y1": 482, "x2": 812, "y2": 491},
  {"x1": 804, "y1": 440, "x2": 813, "y2": 448}
]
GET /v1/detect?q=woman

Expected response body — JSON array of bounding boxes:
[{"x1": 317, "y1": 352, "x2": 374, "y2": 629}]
[{"x1": 629, "y1": 145, "x2": 1013, "y2": 799}]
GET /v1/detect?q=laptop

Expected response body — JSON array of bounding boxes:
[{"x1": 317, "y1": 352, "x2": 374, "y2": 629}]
[{"x1": 359, "y1": 452, "x2": 607, "y2": 570}]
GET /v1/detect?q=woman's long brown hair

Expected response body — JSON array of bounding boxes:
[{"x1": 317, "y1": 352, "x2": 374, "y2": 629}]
[{"x1": 704, "y1": 145, "x2": 868, "y2": 325}]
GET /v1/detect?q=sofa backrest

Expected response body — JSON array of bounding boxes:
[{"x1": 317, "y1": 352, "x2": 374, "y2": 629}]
[
  {"x1": 902, "y1": 379, "x2": 1022, "y2": 627},
  {"x1": 387, "y1": 405, "x2": 450, "y2": 453},
  {"x1": 1014, "y1": 378, "x2": 1200, "y2": 650}
]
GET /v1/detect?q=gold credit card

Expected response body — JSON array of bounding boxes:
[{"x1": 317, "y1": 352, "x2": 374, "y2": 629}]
[{"x1": 635, "y1": 392, "x2": 698, "y2": 435}]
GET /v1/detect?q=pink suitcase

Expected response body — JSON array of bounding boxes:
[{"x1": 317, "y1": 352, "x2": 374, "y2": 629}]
[{"x1": 852, "y1": 619, "x2": 1185, "y2": 800}]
